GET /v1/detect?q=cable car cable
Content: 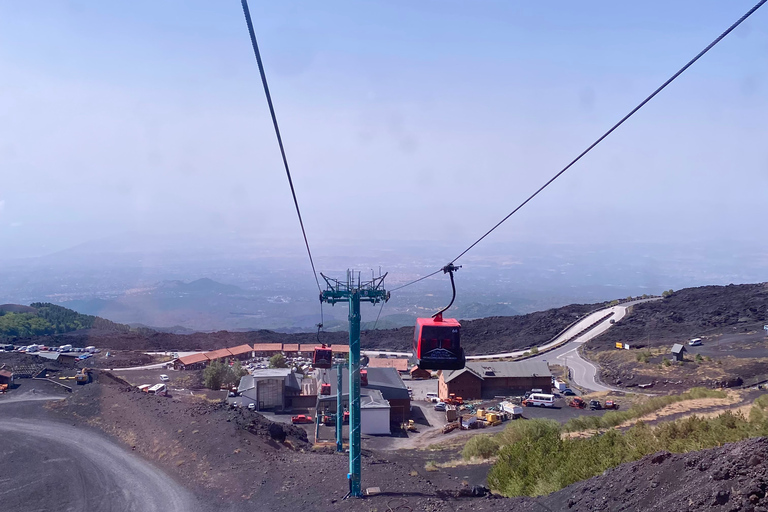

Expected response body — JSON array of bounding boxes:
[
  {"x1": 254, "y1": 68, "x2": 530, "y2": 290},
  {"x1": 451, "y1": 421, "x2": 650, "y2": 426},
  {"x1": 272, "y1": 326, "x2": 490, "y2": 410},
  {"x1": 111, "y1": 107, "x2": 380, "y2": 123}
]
[
  {"x1": 391, "y1": 0, "x2": 765, "y2": 292},
  {"x1": 240, "y1": 0, "x2": 322, "y2": 294},
  {"x1": 449, "y1": 0, "x2": 766, "y2": 266}
]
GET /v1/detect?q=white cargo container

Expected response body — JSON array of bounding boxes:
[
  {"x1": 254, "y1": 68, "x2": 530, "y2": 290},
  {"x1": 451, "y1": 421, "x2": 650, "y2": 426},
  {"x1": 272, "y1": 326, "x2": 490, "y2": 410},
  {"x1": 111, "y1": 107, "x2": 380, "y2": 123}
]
[{"x1": 553, "y1": 379, "x2": 567, "y2": 391}]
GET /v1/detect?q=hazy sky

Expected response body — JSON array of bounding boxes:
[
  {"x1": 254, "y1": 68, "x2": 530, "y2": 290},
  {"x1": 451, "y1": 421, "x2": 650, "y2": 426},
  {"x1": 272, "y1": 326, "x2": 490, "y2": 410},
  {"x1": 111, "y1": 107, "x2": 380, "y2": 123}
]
[{"x1": 1, "y1": 1, "x2": 767, "y2": 263}]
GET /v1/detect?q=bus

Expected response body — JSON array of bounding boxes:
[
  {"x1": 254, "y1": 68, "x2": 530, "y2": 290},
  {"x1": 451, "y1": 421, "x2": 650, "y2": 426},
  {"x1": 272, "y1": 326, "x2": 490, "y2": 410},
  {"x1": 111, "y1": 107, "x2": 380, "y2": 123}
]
[{"x1": 523, "y1": 393, "x2": 555, "y2": 407}]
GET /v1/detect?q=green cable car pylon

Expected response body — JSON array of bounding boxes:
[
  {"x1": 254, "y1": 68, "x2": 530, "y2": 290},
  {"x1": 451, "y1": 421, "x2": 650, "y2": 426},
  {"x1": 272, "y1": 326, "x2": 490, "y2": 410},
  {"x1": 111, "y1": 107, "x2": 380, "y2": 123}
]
[{"x1": 320, "y1": 270, "x2": 389, "y2": 498}]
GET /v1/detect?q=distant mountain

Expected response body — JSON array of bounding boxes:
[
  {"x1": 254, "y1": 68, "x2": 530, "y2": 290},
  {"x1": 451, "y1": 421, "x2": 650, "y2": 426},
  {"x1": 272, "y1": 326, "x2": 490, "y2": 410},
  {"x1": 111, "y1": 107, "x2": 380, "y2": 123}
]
[{"x1": 0, "y1": 304, "x2": 37, "y2": 314}]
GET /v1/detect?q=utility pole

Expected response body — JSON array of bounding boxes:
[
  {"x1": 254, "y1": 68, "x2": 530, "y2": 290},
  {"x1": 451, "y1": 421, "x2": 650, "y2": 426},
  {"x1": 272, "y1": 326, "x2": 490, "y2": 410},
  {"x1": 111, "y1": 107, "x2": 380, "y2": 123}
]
[{"x1": 320, "y1": 270, "x2": 389, "y2": 498}]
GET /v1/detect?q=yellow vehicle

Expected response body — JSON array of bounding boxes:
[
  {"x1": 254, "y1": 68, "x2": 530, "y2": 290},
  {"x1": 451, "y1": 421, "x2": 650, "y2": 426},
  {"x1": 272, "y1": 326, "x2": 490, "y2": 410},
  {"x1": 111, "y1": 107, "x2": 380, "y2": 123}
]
[
  {"x1": 75, "y1": 368, "x2": 91, "y2": 384},
  {"x1": 485, "y1": 412, "x2": 502, "y2": 427}
]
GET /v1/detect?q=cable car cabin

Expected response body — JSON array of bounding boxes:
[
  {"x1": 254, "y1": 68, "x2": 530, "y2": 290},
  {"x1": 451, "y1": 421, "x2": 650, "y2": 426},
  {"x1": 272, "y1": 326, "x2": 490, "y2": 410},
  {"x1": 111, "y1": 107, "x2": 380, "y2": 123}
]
[
  {"x1": 412, "y1": 314, "x2": 465, "y2": 371},
  {"x1": 360, "y1": 369, "x2": 368, "y2": 387},
  {"x1": 313, "y1": 346, "x2": 333, "y2": 369},
  {"x1": 320, "y1": 383, "x2": 331, "y2": 395}
]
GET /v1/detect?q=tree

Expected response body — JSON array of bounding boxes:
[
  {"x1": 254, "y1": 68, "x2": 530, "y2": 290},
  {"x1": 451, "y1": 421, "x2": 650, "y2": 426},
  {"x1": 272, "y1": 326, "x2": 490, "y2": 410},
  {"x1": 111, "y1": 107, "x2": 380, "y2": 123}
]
[
  {"x1": 662, "y1": 289, "x2": 674, "y2": 298},
  {"x1": 203, "y1": 359, "x2": 225, "y2": 390},
  {"x1": 269, "y1": 353, "x2": 288, "y2": 368}
]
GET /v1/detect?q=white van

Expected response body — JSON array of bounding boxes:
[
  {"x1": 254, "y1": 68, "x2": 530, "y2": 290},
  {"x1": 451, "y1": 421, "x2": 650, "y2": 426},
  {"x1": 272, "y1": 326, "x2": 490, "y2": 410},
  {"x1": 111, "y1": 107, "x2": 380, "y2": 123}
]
[
  {"x1": 523, "y1": 393, "x2": 555, "y2": 407},
  {"x1": 58, "y1": 344, "x2": 73, "y2": 352},
  {"x1": 426, "y1": 392, "x2": 439, "y2": 403},
  {"x1": 688, "y1": 338, "x2": 703, "y2": 346}
]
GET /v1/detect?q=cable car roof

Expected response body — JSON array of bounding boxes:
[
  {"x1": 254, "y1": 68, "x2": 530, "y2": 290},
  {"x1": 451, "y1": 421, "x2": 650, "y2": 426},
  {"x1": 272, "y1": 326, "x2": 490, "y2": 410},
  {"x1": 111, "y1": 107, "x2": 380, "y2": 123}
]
[{"x1": 416, "y1": 317, "x2": 460, "y2": 328}]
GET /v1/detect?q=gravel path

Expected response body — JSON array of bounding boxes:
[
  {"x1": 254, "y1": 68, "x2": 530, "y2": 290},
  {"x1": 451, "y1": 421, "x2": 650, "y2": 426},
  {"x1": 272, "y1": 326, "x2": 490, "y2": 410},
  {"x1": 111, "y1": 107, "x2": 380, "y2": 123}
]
[{"x1": 0, "y1": 417, "x2": 202, "y2": 512}]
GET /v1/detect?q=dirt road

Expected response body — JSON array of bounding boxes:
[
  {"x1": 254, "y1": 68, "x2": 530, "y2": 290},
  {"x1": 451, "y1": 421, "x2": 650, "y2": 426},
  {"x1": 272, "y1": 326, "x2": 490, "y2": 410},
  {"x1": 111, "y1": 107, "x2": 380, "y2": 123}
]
[{"x1": 0, "y1": 417, "x2": 201, "y2": 512}]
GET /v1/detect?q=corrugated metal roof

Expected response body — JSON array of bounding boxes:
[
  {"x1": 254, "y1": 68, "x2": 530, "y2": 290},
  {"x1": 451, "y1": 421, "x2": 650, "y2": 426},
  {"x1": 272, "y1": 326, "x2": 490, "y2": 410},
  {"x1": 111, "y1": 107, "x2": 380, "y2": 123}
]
[
  {"x1": 228, "y1": 344, "x2": 253, "y2": 356},
  {"x1": 178, "y1": 353, "x2": 209, "y2": 365},
  {"x1": 443, "y1": 360, "x2": 551, "y2": 384},
  {"x1": 328, "y1": 367, "x2": 409, "y2": 400},
  {"x1": 671, "y1": 344, "x2": 686, "y2": 354},
  {"x1": 361, "y1": 389, "x2": 390, "y2": 409}
]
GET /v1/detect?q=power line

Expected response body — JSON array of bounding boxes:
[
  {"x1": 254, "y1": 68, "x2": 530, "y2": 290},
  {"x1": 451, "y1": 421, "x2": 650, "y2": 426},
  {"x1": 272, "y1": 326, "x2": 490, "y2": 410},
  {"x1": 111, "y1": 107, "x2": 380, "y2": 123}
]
[
  {"x1": 240, "y1": 0, "x2": 322, "y2": 293},
  {"x1": 449, "y1": 0, "x2": 767, "y2": 265}
]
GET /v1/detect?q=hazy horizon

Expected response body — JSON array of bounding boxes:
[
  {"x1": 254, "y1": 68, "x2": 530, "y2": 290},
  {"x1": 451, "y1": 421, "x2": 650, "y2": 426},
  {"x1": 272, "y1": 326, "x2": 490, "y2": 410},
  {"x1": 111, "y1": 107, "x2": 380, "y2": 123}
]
[{"x1": 1, "y1": 2, "x2": 767, "y2": 330}]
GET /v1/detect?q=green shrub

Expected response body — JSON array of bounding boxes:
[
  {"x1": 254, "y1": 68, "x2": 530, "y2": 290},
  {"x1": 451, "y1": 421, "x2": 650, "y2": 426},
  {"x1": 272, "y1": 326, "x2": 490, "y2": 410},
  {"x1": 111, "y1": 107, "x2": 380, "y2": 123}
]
[
  {"x1": 462, "y1": 434, "x2": 500, "y2": 460},
  {"x1": 636, "y1": 351, "x2": 651, "y2": 363},
  {"x1": 490, "y1": 394, "x2": 768, "y2": 498},
  {"x1": 662, "y1": 358, "x2": 671, "y2": 367},
  {"x1": 530, "y1": 346, "x2": 539, "y2": 355}
]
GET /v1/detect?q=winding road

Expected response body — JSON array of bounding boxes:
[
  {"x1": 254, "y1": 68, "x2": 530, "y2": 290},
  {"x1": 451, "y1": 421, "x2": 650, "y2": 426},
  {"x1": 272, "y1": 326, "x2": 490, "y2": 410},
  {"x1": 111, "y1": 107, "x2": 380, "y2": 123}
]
[
  {"x1": 0, "y1": 416, "x2": 200, "y2": 512},
  {"x1": 363, "y1": 298, "x2": 661, "y2": 393}
]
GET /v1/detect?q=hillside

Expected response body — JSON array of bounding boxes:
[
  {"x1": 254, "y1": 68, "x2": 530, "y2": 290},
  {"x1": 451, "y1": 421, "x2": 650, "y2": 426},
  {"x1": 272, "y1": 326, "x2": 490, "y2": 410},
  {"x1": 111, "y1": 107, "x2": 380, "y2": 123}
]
[
  {"x1": 0, "y1": 303, "x2": 146, "y2": 340},
  {"x1": 21, "y1": 301, "x2": 602, "y2": 355},
  {"x1": 591, "y1": 283, "x2": 768, "y2": 349}
]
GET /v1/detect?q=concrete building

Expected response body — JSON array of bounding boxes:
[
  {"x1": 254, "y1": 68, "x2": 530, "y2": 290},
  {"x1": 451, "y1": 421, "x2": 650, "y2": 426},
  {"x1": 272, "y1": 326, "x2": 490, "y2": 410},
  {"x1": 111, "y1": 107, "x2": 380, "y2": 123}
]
[
  {"x1": 360, "y1": 389, "x2": 391, "y2": 434},
  {"x1": 439, "y1": 360, "x2": 552, "y2": 400},
  {"x1": 319, "y1": 367, "x2": 410, "y2": 425},
  {"x1": 238, "y1": 370, "x2": 301, "y2": 411}
]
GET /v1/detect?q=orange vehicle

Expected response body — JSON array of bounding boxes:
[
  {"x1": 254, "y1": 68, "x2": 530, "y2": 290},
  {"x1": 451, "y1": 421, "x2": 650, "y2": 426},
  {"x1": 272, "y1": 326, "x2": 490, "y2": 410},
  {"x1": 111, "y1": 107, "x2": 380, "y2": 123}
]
[
  {"x1": 569, "y1": 397, "x2": 586, "y2": 409},
  {"x1": 444, "y1": 393, "x2": 464, "y2": 405},
  {"x1": 291, "y1": 414, "x2": 314, "y2": 424},
  {"x1": 604, "y1": 400, "x2": 620, "y2": 410}
]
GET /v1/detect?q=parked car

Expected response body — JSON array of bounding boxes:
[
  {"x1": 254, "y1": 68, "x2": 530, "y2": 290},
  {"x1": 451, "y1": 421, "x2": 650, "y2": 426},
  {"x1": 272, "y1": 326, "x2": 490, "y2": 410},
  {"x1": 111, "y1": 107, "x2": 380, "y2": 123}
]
[
  {"x1": 247, "y1": 403, "x2": 256, "y2": 410},
  {"x1": 426, "y1": 392, "x2": 439, "y2": 403},
  {"x1": 589, "y1": 399, "x2": 602, "y2": 410},
  {"x1": 562, "y1": 388, "x2": 576, "y2": 396},
  {"x1": 569, "y1": 397, "x2": 586, "y2": 409},
  {"x1": 434, "y1": 402, "x2": 447, "y2": 411},
  {"x1": 159, "y1": 374, "x2": 170, "y2": 382},
  {"x1": 291, "y1": 414, "x2": 313, "y2": 424},
  {"x1": 604, "y1": 400, "x2": 620, "y2": 410},
  {"x1": 688, "y1": 338, "x2": 703, "y2": 346}
]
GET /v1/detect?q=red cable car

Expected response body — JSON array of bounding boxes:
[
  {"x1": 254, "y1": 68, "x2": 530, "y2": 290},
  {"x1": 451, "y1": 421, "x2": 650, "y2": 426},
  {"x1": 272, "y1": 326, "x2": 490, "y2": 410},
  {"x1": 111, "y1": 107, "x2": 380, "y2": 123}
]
[
  {"x1": 320, "y1": 383, "x2": 331, "y2": 395},
  {"x1": 313, "y1": 344, "x2": 333, "y2": 369},
  {"x1": 412, "y1": 264, "x2": 465, "y2": 371},
  {"x1": 360, "y1": 369, "x2": 368, "y2": 387}
]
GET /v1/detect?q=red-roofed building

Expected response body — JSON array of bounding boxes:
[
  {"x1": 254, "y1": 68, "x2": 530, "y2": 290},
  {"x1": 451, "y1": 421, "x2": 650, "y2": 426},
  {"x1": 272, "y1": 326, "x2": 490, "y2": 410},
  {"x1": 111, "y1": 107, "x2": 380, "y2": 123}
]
[
  {"x1": 299, "y1": 344, "x2": 316, "y2": 354},
  {"x1": 331, "y1": 344, "x2": 349, "y2": 354},
  {"x1": 228, "y1": 344, "x2": 253, "y2": 360},
  {"x1": 204, "y1": 348, "x2": 233, "y2": 361},
  {"x1": 368, "y1": 358, "x2": 409, "y2": 373},
  {"x1": 282, "y1": 344, "x2": 299, "y2": 353},
  {"x1": 175, "y1": 353, "x2": 210, "y2": 370},
  {"x1": 253, "y1": 343, "x2": 283, "y2": 356}
]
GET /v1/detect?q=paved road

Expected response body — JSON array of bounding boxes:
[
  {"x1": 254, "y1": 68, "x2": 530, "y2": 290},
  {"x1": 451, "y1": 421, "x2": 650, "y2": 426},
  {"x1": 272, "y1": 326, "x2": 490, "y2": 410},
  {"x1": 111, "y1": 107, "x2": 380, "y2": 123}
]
[
  {"x1": 529, "y1": 298, "x2": 660, "y2": 392},
  {"x1": 0, "y1": 417, "x2": 200, "y2": 512},
  {"x1": 361, "y1": 298, "x2": 659, "y2": 393}
]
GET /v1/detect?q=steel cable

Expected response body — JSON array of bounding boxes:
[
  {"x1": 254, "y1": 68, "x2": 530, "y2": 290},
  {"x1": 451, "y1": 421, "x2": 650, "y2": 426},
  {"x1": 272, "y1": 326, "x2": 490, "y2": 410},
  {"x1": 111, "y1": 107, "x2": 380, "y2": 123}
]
[{"x1": 240, "y1": 0, "x2": 322, "y2": 293}]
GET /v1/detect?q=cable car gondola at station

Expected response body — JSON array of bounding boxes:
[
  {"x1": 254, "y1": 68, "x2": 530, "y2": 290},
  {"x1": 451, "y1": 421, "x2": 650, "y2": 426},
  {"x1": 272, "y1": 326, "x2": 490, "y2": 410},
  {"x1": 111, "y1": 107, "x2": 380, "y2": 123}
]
[
  {"x1": 412, "y1": 264, "x2": 465, "y2": 371},
  {"x1": 314, "y1": 344, "x2": 333, "y2": 369}
]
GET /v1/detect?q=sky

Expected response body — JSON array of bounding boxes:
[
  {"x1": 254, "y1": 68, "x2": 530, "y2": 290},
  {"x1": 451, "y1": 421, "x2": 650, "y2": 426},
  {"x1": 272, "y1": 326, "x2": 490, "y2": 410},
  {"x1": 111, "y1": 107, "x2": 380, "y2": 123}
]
[{"x1": 1, "y1": 1, "x2": 767, "y2": 266}]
